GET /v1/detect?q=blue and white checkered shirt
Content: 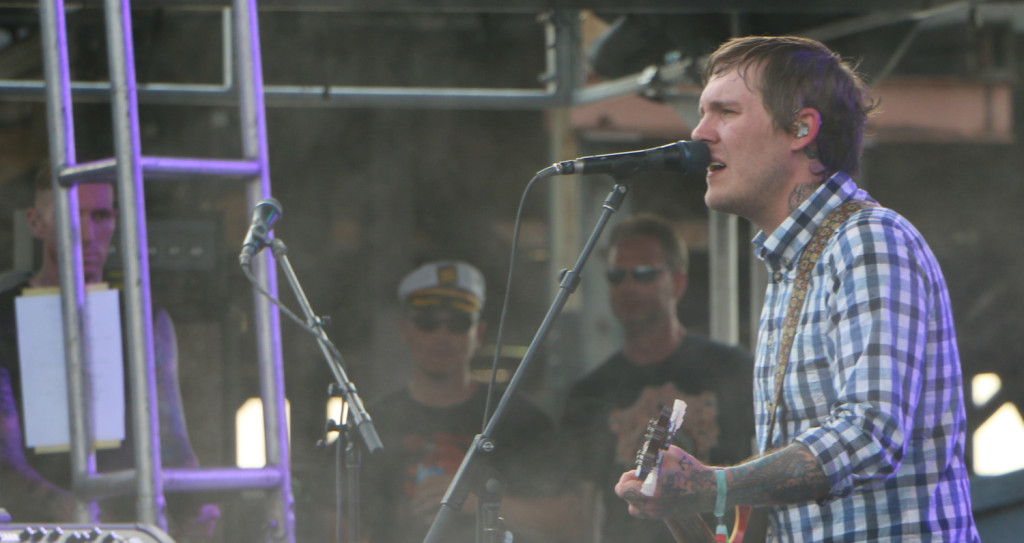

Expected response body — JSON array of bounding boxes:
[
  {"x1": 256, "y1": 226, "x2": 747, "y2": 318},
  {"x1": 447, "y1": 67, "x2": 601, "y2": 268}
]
[{"x1": 751, "y1": 173, "x2": 979, "y2": 542}]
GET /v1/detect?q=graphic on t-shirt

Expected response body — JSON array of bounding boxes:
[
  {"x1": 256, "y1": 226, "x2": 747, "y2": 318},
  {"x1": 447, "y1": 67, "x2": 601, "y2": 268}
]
[
  {"x1": 608, "y1": 382, "x2": 720, "y2": 466},
  {"x1": 401, "y1": 431, "x2": 473, "y2": 497}
]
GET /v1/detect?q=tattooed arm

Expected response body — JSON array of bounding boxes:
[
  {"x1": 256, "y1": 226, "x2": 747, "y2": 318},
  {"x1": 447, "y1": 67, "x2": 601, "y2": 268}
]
[
  {"x1": 152, "y1": 308, "x2": 199, "y2": 469},
  {"x1": 614, "y1": 442, "x2": 827, "y2": 521},
  {"x1": 722, "y1": 443, "x2": 828, "y2": 506}
]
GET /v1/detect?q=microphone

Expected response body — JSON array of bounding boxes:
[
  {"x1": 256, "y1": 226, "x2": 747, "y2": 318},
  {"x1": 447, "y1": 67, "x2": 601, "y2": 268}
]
[
  {"x1": 554, "y1": 140, "x2": 710, "y2": 177},
  {"x1": 239, "y1": 197, "x2": 283, "y2": 268}
]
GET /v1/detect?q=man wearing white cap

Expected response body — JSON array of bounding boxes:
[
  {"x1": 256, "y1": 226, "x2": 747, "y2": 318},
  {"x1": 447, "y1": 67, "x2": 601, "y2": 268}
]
[{"x1": 361, "y1": 260, "x2": 583, "y2": 543}]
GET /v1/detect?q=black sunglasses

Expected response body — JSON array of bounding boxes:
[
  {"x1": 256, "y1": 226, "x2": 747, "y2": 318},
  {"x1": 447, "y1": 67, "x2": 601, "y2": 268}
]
[
  {"x1": 605, "y1": 266, "x2": 666, "y2": 286},
  {"x1": 409, "y1": 310, "x2": 476, "y2": 333}
]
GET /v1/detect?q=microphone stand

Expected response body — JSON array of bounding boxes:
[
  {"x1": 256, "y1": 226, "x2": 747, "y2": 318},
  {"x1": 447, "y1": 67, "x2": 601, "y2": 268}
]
[
  {"x1": 262, "y1": 237, "x2": 384, "y2": 542},
  {"x1": 422, "y1": 178, "x2": 631, "y2": 543},
  {"x1": 343, "y1": 421, "x2": 361, "y2": 543},
  {"x1": 319, "y1": 384, "x2": 361, "y2": 543}
]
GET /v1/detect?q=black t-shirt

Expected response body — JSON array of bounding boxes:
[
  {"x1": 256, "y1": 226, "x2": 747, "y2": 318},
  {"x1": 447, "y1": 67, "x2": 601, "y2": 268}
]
[
  {"x1": 561, "y1": 334, "x2": 755, "y2": 543},
  {"x1": 362, "y1": 384, "x2": 566, "y2": 543}
]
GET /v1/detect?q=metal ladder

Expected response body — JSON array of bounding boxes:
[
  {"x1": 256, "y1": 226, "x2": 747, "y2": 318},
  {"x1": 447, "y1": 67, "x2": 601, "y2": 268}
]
[{"x1": 36, "y1": 0, "x2": 294, "y2": 540}]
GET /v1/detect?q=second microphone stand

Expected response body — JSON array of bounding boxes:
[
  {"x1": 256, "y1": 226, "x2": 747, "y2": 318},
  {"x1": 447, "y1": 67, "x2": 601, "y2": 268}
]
[
  {"x1": 265, "y1": 237, "x2": 383, "y2": 543},
  {"x1": 422, "y1": 178, "x2": 631, "y2": 543}
]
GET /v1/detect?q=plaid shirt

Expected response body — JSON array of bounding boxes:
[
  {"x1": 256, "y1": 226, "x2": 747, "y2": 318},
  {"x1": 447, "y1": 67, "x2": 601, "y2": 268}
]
[{"x1": 751, "y1": 173, "x2": 979, "y2": 542}]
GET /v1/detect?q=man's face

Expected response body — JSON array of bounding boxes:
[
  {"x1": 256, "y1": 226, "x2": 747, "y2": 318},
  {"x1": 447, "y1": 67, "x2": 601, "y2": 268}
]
[
  {"x1": 400, "y1": 306, "x2": 485, "y2": 379},
  {"x1": 29, "y1": 184, "x2": 118, "y2": 284},
  {"x1": 606, "y1": 235, "x2": 685, "y2": 332},
  {"x1": 691, "y1": 66, "x2": 797, "y2": 230}
]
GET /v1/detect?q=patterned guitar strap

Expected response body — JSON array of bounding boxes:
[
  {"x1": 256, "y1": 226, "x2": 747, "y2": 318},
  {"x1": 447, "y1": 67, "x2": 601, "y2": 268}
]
[{"x1": 730, "y1": 200, "x2": 874, "y2": 543}]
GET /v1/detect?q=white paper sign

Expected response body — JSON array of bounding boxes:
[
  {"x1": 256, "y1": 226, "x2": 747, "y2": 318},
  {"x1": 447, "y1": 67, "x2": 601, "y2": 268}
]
[{"x1": 14, "y1": 287, "x2": 125, "y2": 451}]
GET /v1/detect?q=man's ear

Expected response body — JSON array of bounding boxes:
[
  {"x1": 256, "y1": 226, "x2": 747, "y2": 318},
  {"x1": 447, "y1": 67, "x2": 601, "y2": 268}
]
[
  {"x1": 25, "y1": 207, "x2": 43, "y2": 239},
  {"x1": 672, "y1": 270, "x2": 688, "y2": 299}
]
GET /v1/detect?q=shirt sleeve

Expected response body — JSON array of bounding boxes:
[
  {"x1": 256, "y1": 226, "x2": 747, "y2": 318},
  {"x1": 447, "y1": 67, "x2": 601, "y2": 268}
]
[{"x1": 794, "y1": 210, "x2": 936, "y2": 502}]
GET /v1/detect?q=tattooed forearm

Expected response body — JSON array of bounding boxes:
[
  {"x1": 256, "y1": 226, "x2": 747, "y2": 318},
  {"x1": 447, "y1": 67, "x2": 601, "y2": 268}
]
[
  {"x1": 153, "y1": 309, "x2": 199, "y2": 469},
  {"x1": 725, "y1": 443, "x2": 828, "y2": 506},
  {"x1": 658, "y1": 461, "x2": 718, "y2": 515}
]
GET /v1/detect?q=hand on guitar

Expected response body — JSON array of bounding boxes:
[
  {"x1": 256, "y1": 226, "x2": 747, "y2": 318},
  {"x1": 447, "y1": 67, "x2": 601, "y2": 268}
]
[
  {"x1": 617, "y1": 401, "x2": 755, "y2": 543},
  {"x1": 615, "y1": 443, "x2": 717, "y2": 522}
]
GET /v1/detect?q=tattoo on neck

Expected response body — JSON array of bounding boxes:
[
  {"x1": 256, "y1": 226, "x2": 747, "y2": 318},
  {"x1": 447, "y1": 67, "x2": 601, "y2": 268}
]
[{"x1": 788, "y1": 182, "x2": 818, "y2": 213}]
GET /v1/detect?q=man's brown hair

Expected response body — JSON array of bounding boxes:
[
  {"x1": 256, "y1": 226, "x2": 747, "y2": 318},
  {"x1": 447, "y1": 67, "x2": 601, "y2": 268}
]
[
  {"x1": 703, "y1": 35, "x2": 878, "y2": 175},
  {"x1": 608, "y1": 213, "x2": 688, "y2": 273}
]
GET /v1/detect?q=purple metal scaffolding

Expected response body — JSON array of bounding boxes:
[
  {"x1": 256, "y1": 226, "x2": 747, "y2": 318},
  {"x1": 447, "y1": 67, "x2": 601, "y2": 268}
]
[{"x1": 36, "y1": 0, "x2": 295, "y2": 540}]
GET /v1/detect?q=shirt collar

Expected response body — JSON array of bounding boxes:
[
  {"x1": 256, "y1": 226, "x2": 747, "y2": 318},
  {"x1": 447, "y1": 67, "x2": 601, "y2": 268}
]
[{"x1": 752, "y1": 172, "x2": 870, "y2": 271}]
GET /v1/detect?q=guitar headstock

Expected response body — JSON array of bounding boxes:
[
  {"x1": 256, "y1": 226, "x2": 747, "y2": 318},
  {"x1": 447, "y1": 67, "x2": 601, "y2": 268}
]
[
  {"x1": 636, "y1": 406, "x2": 674, "y2": 480},
  {"x1": 634, "y1": 399, "x2": 687, "y2": 496}
]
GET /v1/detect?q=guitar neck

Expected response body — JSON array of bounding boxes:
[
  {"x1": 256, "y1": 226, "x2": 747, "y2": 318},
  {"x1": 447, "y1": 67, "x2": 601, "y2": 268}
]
[{"x1": 664, "y1": 516, "x2": 714, "y2": 543}]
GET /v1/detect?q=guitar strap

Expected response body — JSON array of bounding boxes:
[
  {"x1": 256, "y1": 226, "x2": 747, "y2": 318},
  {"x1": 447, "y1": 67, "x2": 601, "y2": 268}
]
[{"x1": 729, "y1": 200, "x2": 873, "y2": 543}]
